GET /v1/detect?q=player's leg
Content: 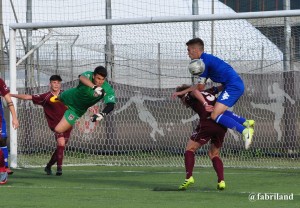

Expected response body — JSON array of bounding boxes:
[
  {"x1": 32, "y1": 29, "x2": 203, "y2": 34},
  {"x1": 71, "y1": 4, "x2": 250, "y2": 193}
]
[
  {"x1": 212, "y1": 82, "x2": 254, "y2": 149},
  {"x1": 44, "y1": 133, "x2": 61, "y2": 175},
  {"x1": 211, "y1": 102, "x2": 246, "y2": 133},
  {"x1": 211, "y1": 80, "x2": 245, "y2": 133},
  {"x1": 0, "y1": 118, "x2": 13, "y2": 175},
  {"x1": 178, "y1": 139, "x2": 201, "y2": 190},
  {"x1": 54, "y1": 109, "x2": 78, "y2": 134},
  {"x1": 45, "y1": 150, "x2": 56, "y2": 175},
  {"x1": 55, "y1": 136, "x2": 65, "y2": 176},
  {"x1": 0, "y1": 149, "x2": 8, "y2": 184},
  {"x1": 0, "y1": 138, "x2": 13, "y2": 175},
  {"x1": 208, "y1": 144, "x2": 225, "y2": 190},
  {"x1": 222, "y1": 111, "x2": 255, "y2": 128},
  {"x1": 54, "y1": 118, "x2": 72, "y2": 134},
  {"x1": 213, "y1": 102, "x2": 254, "y2": 149}
]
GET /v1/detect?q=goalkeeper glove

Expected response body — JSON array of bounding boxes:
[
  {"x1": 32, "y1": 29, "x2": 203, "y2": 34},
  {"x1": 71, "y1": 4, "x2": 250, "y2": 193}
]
[
  {"x1": 92, "y1": 85, "x2": 104, "y2": 96},
  {"x1": 91, "y1": 112, "x2": 105, "y2": 122}
]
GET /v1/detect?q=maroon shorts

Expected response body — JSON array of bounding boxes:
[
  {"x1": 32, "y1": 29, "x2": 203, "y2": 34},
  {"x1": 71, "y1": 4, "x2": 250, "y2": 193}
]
[{"x1": 190, "y1": 120, "x2": 227, "y2": 148}]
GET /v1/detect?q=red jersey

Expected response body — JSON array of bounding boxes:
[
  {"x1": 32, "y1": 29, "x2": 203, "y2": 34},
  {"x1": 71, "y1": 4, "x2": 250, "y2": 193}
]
[
  {"x1": 0, "y1": 79, "x2": 9, "y2": 137},
  {"x1": 32, "y1": 91, "x2": 67, "y2": 130},
  {"x1": 184, "y1": 88, "x2": 217, "y2": 120},
  {"x1": 184, "y1": 88, "x2": 227, "y2": 148},
  {"x1": 0, "y1": 78, "x2": 9, "y2": 97}
]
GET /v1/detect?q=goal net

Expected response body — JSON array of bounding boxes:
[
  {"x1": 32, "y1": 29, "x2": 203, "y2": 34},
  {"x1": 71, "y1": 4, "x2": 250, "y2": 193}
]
[{"x1": 9, "y1": 12, "x2": 300, "y2": 169}]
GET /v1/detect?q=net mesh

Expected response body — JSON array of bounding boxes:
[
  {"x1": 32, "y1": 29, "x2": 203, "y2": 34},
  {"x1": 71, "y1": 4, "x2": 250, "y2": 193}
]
[
  {"x1": 11, "y1": 16, "x2": 300, "y2": 169},
  {"x1": 3, "y1": 0, "x2": 300, "y2": 168}
]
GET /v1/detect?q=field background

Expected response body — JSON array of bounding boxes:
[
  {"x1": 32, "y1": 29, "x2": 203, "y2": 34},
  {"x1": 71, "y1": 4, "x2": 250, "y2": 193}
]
[{"x1": 0, "y1": 166, "x2": 299, "y2": 208}]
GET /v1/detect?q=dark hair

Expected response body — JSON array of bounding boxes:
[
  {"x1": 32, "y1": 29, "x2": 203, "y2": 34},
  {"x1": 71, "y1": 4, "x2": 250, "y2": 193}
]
[
  {"x1": 49, "y1": 75, "x2": 62, "y2": 82},
  {"x1": 94, "y1": 66, "x2": 107, "y2": 77},
  {"x1": 176, "y1": 84, "x2": 191, "y2": 98},
  {"x1": 186, "y1": 38, "x2": 204, "y2": 49}
]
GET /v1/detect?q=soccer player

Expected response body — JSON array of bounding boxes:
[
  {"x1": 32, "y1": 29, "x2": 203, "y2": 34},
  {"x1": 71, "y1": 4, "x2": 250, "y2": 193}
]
[
  {"x1": 172, "y1": 37, "x2": 255, "y2": 149},
  {"x1": 52, "y1": 66, "x2": 116, "y2": 146},
  {"x1": 176, "y1": 84, "x2": 227, "y2": 190},
  {"x1": 0, "y1": 78, "x2": 19, "y2": 177},
  {"x1": 11, "y1": 75, "x2": 71, "y2": 176},
  {"x1": 0, "y1": 149, "x2": 8, "y2": 184}
]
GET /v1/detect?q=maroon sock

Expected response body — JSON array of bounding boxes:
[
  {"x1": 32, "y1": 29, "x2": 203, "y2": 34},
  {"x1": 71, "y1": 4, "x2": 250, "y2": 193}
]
[
  {"x1": 56, "y1": 146, "x2": 65, "y2": 169},
  {"x1": 47, "y1": 149, "x2": 58, "y2": 167},
  {"x1": 185, "y1": 151, "x2": 195, "y2": 179},
  {"x1": 212, "y1": 156, "x2": 224, "y2": 182},
  {"x1": 0, "y1": 149, "x2": 5, "y2": 171}
]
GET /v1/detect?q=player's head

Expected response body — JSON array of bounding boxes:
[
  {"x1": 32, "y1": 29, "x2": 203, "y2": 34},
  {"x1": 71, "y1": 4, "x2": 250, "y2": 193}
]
[
  {"x1": 49, "y1": 75, "x2": 62, "y2": 92},
  {"x1": 93, "y1": 66, "x2": 107, "y2": 87},
  {"x1": 49, "y1": 75, "x2": 62, "y2": 82},
  {"x1": 186, "y1": 38, "x2": 204, "y2": 59},
  {"x1": 176, "y1": 84, "x2": 191, "y2": 107}
]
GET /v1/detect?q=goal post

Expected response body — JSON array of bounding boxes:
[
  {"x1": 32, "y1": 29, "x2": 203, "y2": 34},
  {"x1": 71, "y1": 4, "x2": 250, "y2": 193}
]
[{"x1": 9, "y1": 10, "x2": 300, "y2": 169}]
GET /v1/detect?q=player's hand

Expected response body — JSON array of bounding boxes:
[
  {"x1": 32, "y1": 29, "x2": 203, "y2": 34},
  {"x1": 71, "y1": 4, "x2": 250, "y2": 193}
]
[
  {"x1": 172, "y1": 92, "x2": 181, "y2": 99},
  {"x1": 90, "y1": 113, "x2": 105, "y2": 122},
  {"x1": 12, "y1": 118, "x2": 19, "y2": 129},
  {"x1": 204, "y1": 104, "x2": 214, "y2": 112},
  {"x1": 93, "y1": 86, "x2": 104, "y2": 96}
]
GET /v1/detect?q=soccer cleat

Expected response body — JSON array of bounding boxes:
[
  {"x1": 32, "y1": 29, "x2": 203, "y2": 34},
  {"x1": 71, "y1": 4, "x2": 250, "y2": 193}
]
[
  {"x1": 178, "y1": 176, "x2": 194, "y2": 190},
  {"x1": 5, "y1": 167, "x2": 14, "y2": 175},
  {"x1": 56, "y1": 168, "x2": 62, "y2": 176},
  {"x1": 242, "y1": 127, "x2": 254, "y2": 150},
  {"x1": 44, "y1": 166, "x2": 52, "y2": 175},
  {"x1": 243, "y1": 120, "x2": 255, "y2": 128},
  {"x1": 217, "y1": 180, "x2": 226, "y2": 190},
  {"x1": 0, "y1": 172, "x2": 8, "y2": 185}
]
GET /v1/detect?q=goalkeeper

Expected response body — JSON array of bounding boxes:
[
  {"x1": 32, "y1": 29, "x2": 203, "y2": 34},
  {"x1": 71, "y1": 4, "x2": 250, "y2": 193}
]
[
  {"x1": 173, "y1": 37, "x2": 254, "y2": 150},
  {"x1": 53, "y1": 66, "x2": 116, "y2": 134}
]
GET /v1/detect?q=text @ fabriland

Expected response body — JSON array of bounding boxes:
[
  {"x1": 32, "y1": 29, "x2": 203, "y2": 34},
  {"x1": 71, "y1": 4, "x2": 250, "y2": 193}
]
[{"x1": 248, "y1": 193, "x2": 293, "y2": 202}]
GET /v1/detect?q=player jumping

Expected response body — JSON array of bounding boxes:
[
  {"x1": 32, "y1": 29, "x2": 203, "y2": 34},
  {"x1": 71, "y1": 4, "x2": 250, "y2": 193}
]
[{"x1": 172, "y1": 37, "x2": 255, "y2": 149}]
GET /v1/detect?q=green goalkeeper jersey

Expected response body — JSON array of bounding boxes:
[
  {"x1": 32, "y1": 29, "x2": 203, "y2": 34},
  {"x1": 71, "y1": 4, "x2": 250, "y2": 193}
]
[{"x1": 60, "y1": 71, "x2": 116, "y2": 117}]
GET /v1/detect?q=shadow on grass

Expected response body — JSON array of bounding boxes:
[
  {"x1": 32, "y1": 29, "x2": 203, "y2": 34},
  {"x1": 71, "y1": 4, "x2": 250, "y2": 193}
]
[{"x1": 152, "y1": 185, "x2": 217, "y2": 192}]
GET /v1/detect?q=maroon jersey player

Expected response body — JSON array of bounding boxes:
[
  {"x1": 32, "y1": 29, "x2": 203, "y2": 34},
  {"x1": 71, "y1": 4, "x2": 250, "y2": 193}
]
[
  {"x1": 11, "y1": 75, "x2": 71, "y2": 176},
  {"x1": 176, "y1": 84, "x2": 227, "y2": 191},
  {"x1": 0, "y1": 78, "x2": 19, "y2": 179}
]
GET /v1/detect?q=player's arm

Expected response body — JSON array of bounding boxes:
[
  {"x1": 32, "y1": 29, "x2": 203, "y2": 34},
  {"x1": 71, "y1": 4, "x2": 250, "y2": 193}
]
[
  {"x1": 10, "y1": 93, "x2": 33, "y2": 100},
  {"x1": 91, "y1": 102, "x2": 115, "y2": 122},
  {"x1": 91, "y1": 86, "x2": 116, "y2": 122},
  {"x1": 79, "y1": 75, "x2": 95, "y2": 88},
  {"x1": 79, "y1": 75, "x2": 103, "y2": 96},
  {"x1": 4, "y1": 94, "x2": 19, "y2": 129},
  {"x1": 172, "y1": 84, "x2": 198, "y2": 98},
  {"x1": 190, "y1": 89, "x2": 214, "y2": 112}
]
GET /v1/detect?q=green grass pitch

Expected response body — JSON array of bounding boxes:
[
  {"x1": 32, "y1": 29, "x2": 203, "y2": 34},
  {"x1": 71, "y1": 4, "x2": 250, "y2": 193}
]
[{"x1": 0, "y1": 166, "x2": 299, "y2": 208}]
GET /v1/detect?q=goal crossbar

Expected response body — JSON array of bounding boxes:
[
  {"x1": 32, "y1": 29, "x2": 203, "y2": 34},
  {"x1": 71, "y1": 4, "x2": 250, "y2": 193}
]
[{"x1": 9, "y1": 10, "x2": 300, "y2": 30}]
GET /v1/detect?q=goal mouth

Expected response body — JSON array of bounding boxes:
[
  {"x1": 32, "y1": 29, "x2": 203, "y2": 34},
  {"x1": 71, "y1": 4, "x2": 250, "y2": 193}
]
[{"x1": 8, "y1": 9, "x2": 300, "y2": 169}]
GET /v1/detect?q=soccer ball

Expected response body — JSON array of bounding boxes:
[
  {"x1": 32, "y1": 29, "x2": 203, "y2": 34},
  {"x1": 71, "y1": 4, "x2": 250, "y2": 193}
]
[{"x1": 188, "y1": 59, "x2": 205, "y2": 76}]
